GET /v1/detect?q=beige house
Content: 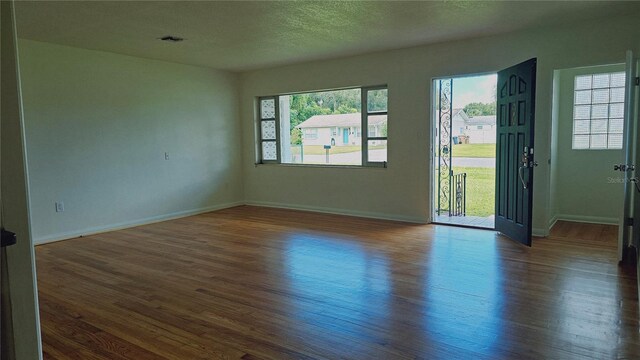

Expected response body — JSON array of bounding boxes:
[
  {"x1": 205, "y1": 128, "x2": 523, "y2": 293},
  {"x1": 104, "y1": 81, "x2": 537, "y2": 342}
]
[{"x1": 296, "y1": 113, "x2": 387, "y2": 146}]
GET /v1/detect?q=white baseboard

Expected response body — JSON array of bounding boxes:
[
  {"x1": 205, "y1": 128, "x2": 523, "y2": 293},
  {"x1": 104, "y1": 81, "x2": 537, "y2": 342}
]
[
  {"x1": 33, "y1": 201, "x2": 244, "y2": 245},
  {"x1": 245, "y1": 200, "x2": 427, "y2": 224},
  {"x1": 534, "y1": 214, "x2": 614, "y2": 238},
  {"x1": 41, "y1": 200, "x2": 584, "y2": 245},
  {"x1": 554, "y1": 214, "x2": 619, "y2": 226},
  {"x1": 532, "y1": 227, "x2": 549, "y2": 238},
  {"x1": 548, "y1": 215, "x2": 559, "y2": 230}
]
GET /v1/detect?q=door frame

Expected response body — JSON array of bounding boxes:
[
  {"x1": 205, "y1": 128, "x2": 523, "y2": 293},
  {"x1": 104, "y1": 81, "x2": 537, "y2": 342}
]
[
  {"x1": 619, "y1": 51, "x2": 637, "y2": 262},
  {"x1": 429, "y1": 71, "x2": 498, "y2": 225},
  {"x1": 547, "y1": 60, "x2": 635, "y2": 260},
  {"x1": 1, "y1": 0, "x2": 43, "y2": 358}
]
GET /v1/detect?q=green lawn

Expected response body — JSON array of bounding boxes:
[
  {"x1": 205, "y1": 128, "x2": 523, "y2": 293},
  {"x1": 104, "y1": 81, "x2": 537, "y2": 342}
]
[
  {"x1": 291, "y1": 143, "x2": 489, "y2": 157},
  {"x1": 291, "y1": 144, "x2": 385, "y2": 155},
  {"x1": 450, "y1": 166, "x2": 495, "y2": 217},
  {"x1": 451, "y1": 143, "x2": 495, "y2": 158}
]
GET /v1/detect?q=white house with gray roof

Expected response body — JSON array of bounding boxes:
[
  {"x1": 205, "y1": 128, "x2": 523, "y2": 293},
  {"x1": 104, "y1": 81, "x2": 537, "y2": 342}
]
[
  {"x1": 296, "y1": 113, "x2": 387, "y2": 146},
  {"x1": 464, "y1": 115, "x2": 496, "y2": 144},
  {"x1": 441, "y1": 109, "x2": 495, "y2": 144}
]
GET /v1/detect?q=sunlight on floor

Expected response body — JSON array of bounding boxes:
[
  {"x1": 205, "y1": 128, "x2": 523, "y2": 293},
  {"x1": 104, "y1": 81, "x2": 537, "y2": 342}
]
[{"x1": 434, "y1": 214, "x2": 495, "y2": 229}]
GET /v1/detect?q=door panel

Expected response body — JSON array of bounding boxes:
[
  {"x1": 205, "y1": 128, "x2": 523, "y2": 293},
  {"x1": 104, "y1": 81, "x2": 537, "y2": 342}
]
[{"x1": 495, "y1": 58, "x2": 537, "y2": 246}]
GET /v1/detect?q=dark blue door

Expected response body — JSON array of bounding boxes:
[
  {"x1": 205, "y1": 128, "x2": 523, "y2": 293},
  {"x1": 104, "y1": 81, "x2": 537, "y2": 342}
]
[
  {"x1": 495, "y1": 58, "x2": 537, "y2": 246},
  {"x1": 343, "y1": 128, "x2": 349, "y2": 144}
]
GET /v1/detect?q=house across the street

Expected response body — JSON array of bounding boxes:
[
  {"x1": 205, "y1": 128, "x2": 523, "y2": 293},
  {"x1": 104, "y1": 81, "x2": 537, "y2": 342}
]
[
  {"x1": 442, "y1": 109, "x2": 496, "y2": 144},
  {"x1": 464, "y1": 115, "x2": 496, "y2": 144},
  {"x1": 296, "y1": 113, "x2": 387, "y2": 146}
]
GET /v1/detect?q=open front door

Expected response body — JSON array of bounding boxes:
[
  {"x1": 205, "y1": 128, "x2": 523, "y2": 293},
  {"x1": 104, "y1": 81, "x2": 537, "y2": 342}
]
[{"x1": 495, "y1": 58, "x2": 537, "y2": 246}]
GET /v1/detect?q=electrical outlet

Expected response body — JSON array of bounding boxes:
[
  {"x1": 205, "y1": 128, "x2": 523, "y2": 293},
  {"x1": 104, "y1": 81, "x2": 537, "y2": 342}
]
[
  {"x1": 55, "y1": 201, "x2": 64, "y2": 213},
  {"x1": 164, "y1": 152, "x2": 170, "y2": 160}
]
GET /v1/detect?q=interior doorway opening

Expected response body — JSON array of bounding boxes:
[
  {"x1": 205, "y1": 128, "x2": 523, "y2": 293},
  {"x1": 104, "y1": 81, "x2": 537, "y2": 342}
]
[
  {"x1": 432, "y1": 73, "x2": 497, "y2": 229},
  {"x1": 549, "y1": 64, "x2": 627, "y2": 234}
]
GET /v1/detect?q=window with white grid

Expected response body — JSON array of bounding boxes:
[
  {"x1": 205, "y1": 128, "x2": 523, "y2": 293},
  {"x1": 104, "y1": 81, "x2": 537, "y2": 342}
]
[{"x1": 572, "y1": 72, "x2": 626, "y2": 150}]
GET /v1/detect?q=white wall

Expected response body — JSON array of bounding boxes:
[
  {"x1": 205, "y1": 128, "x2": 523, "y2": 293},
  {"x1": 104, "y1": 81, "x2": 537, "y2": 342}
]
[
  {"x1": 18, "y1": 40, "x2": 243, "y2": 244},
  {"x1": 303, "y1": 127, "x2": 334, "y2": 146},
  {"x1": 465, "y1": 128, "x2": 496, "y2": 144},
  {"x1": 240, "y1": 14, "x2": 640, "y2": 233},
  {"x1": 550, "y1": 64, "x2": 625, "y2": 225},
  {"x1": 451, "y1": 115, "x2": 465, "y2": 137}
]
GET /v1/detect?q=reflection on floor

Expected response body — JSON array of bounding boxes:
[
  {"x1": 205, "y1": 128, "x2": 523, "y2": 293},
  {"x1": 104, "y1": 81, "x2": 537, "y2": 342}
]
[
  {"x1": 434, "y1": 214, "x2": 495, "y2": 229},
  {"x1": 35, "y1": 207, "x2": 638, "y2": 359}
]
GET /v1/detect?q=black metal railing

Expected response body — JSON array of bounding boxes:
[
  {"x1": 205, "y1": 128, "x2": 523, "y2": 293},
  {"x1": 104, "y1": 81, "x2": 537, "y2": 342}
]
[{"x1": 450, "y1": 172, "x2": 466, "y2": 216}]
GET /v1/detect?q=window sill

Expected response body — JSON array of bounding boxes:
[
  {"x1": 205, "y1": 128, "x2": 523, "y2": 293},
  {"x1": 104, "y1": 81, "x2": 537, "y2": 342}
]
[{"x1": 254, "y1": 162, "x2": 387, "y2": 169}]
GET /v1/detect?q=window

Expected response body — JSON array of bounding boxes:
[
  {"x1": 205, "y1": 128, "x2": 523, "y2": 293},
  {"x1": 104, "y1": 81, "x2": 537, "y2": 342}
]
[
  {"x1": 368, "y1": 125, "x2": 376, "y2": 137},
  {"x1": 572, "y1": 71, "x2": 626, "y2": 149},
  {"x1": 257, "y1": 86, "x2": 388, "y2": 166},
  {"x1": 477, "y1": 125, "x2": 483, "y2": 130},
  {"x1": 304, "y1": 128, "x2": 318, "y2": 140},
  {"x1": 258, "y1": 97, "x2": 278, "y2": 162}
]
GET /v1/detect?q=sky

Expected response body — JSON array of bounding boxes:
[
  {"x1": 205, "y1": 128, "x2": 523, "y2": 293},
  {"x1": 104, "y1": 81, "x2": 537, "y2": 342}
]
[{"x1": 451, "y1": 73, "x2": 497, "y2": 109}]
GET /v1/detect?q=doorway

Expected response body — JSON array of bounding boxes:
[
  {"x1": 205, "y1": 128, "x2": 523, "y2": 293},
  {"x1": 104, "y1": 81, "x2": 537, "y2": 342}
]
[
  {"x1": 549, "y1": 64, "x2": 628, "y2": 236},
  {"x1": 432, "y1": 73, "x2": 497, "y2": 229}
]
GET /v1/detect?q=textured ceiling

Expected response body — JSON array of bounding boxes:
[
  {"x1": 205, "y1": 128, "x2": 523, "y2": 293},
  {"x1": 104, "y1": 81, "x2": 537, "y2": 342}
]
[{"x1": 14, "y1": 1, "x2": 640, "y2": 72}]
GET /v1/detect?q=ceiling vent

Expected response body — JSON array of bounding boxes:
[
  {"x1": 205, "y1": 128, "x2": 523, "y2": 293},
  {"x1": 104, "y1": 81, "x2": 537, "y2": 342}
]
[{"x1": 159, "y1": 35, "x2": 184, "y2": 42}]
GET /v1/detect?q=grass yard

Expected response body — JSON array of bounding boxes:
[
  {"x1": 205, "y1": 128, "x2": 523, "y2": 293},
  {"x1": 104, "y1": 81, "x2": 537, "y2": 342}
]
[
  {"x1": 291, "y1": 144, "x2": 385, "y2": 155},
  {"x1": 451, "y1": 143, "x2": 495, "y2": 158},
  {"x1": 451, "y1": 166, "x2": 495, "y2": 217}
]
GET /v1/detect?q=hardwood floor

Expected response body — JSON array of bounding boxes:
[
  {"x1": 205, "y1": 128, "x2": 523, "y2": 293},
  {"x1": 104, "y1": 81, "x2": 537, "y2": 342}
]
[{"x1": 35, "y1": 207, "x2": 639, "y2": 359}]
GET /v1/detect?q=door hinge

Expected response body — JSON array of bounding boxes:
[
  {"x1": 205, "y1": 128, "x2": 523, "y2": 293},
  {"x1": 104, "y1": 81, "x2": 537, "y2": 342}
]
[
  {"x1": 635, "y1": 77, "x2": 639, "y2": 86},
  {"x1": 625, "y1": 217, "x2": 634, "y2": 226}
]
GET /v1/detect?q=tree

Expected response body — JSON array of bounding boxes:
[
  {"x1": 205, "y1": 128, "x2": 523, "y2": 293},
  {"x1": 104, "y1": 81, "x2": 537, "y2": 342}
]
[
  {"x1": 463, "y1": 102, "x2": 496, "y2": 116},
  {"x1": 290, "y1": 128, "x2": 303, "y2": 145},
  {"x1": 380, "y1": 121, "x2": 388, "y2": 137},
  {"x1": 366, "y1": 89, "x2": 388, "y2": 112}
]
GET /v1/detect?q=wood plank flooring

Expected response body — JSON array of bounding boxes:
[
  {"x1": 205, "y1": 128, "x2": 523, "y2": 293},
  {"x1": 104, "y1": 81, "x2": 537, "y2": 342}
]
[{"x1": 35, "y1": 206, "x2": 639, "y2": 359}]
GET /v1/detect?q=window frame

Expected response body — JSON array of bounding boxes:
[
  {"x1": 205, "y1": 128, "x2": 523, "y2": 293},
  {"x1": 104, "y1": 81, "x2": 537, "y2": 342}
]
[
  {"x1": 256, "y1": 85, "x2": 388, "y2": 167},
  {"x1": 362, "y1": 85, "x2": 388, "y2": 167}
]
